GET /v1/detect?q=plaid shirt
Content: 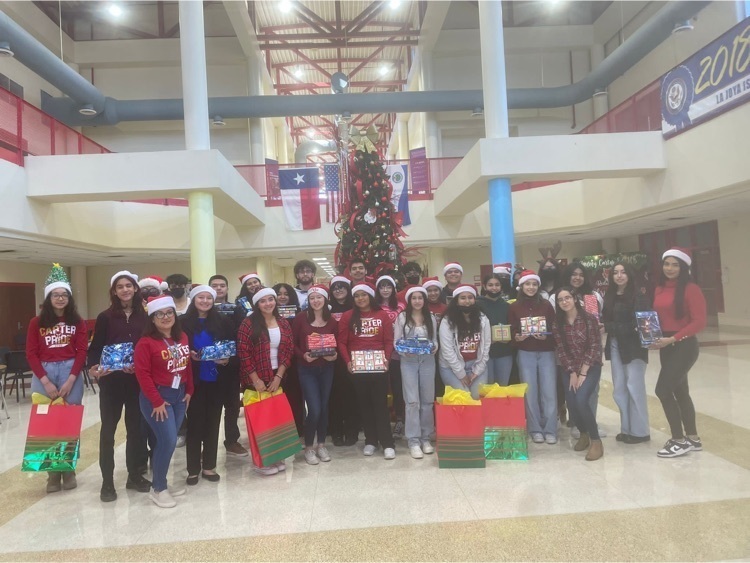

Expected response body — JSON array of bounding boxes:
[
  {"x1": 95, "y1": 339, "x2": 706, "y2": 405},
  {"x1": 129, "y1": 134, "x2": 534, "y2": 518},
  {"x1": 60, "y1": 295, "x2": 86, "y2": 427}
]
[
  {"x1": 552, "y1": 312, "x2": 602, "y2": 374},
  {"x1": 237, "y1": 316, "x2": 293, "y2": 387}
]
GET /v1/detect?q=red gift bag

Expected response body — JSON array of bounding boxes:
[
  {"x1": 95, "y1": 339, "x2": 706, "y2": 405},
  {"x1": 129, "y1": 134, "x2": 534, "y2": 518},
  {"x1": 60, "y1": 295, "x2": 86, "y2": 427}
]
[
  {"x1": 482, "y1": 397, "x2": 526, "y2": 428},
  {"x1": 23, "y1": 404, "x2": 84, "y2": 472},
  {"x1": 435, "y1": 402, "x2": 485, "y2": 468},
  {"x1": 243, "y1": 392, "x2": 301, "y2": 467}
]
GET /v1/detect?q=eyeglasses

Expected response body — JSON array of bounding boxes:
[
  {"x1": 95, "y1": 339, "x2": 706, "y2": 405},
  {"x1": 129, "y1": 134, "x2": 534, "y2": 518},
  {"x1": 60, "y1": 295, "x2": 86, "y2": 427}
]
[
  {"x1": 50, "y1": 293, "x2": 69, "y2": 300},
  {"x1": 154, "y1": 310, "x2": 176, "y2": 319}
]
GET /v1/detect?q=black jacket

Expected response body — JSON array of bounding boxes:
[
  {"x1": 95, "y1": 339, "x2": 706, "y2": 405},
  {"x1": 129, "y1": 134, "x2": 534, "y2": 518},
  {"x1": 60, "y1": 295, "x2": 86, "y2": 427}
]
[
  {"x1": 182, "y1": 312, "x2": 239, "y2": 387},
  {"x1": 602, "y1": 292, "x2": 650, "y2": 365},
  {"x1": 476, "y1": 295, "x2": 513, "y2": 358}
]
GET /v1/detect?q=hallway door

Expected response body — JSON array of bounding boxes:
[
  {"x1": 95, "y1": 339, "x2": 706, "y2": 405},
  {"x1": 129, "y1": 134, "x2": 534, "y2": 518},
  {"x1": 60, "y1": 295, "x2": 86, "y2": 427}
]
[{"x1": 0, "y1": 283, "x2": 36, "y2": 349}]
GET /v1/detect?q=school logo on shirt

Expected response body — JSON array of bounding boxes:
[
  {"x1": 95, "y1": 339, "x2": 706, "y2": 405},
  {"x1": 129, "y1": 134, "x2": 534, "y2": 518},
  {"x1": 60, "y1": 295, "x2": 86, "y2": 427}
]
[
  {"x1": 459, "y1": 332, "x2": 481, "y2": 355},
  {"x1": 161, "y1": 343, "x2": 190, "y2": 373},
  {"x1": 357, "y1": 317, "x2": 382, "y2": 337},
  {"x1": 39, "y1": 322, "x2": 76, "y2": 349}
]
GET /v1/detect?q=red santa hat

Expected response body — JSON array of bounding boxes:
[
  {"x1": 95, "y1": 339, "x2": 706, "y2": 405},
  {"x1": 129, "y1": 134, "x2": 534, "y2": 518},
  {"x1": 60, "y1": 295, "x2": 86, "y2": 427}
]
[
  {"x1": 493, "y1": 263, "x2": 512, "y2": 276},
  {"x1": 110, "y1": 270, "x2": 139, "y2": 288},
  {"x1": 405, "y1": 286, "x2": 427, "y2": 302},
  {"x1": 452, "y1": 284, "x2": 477, "y2": 298},
  {"x1": 146, "y1": 295, "x2": 176, "y2": 316},
  {"x1": 376, "y1": 275, "x2": 397, "y2": 289},
  {"x1": 422, "y1": 276, "x2": 442, "y2": 290},
  {"x1": 516, "y1": 269, "x2": 541, "y2": 290},
  {"x1": 662, "y1": 247, "x2": 692, "y2": 267},
  {"x1": 307, "y1": 284, "x2": 329, "y2": 301},
  {"x1": 239, "y1": 272, "x2": 261, "y2": 286},
  {"x1": 443, "y1": 262, "x2": 463, "y2": 275},
  {"x1": 188, "y1": 285, "x2": 217, "y2": 300},
  {"x1": 139, "y1": 275, "x2": 167, "y2": 292},
  {"x1": 351, "y1": 282, "x2": 376, "y2": 298},
  {"x1": 330, "y1": 276, "x2": 351, "y2": 288},
  {"x1": 252, "y1": 287, "x2": 277, "y2": 307}
]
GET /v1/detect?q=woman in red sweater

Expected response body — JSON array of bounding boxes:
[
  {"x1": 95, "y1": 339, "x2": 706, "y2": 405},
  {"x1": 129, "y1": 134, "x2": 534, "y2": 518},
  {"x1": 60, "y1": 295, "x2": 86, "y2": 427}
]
[
  {"x1": 337, "y1": 282, "x2": 396, "y2": 459},
  {"x1": 135, "y1": 295, "x2": 193, "y2": 509},
  {"x1": 236, "y1": 287, "x2": 294, "y2": 476},
  {"x1": 651, "y1": 248, "x2": 707, "y2": 458},
  {"x1": 26, "y1": 267, "x2": 88, "y2": 494}
]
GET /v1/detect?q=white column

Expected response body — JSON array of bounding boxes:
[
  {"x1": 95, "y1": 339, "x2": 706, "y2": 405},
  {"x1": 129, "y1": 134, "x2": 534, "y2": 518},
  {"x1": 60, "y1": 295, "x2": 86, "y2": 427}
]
[
  {"x1": 590, "y1": 44, "x2": 609, "y2": 119},
  {"x1": 420, "y1": 49, "x2": 440, "y2": 158},
  {"x1": 397, "y1": 115, "x2": 410, "y2": 160},
  {"x1": 428, "y1": 247, "x2": 446, "y2": 280},
  {"x1": 256, "y1": 256, "x2": 273, "y2": 285},
  {"x1": 275, "y1": 123, "x2": 288, "y2": 164},
  {"x1": 70, "y1": 266, "x2": 88, "y2": 319},
  {"x1": 248, "y1": 53, "x2": 265, "y2": 165}
]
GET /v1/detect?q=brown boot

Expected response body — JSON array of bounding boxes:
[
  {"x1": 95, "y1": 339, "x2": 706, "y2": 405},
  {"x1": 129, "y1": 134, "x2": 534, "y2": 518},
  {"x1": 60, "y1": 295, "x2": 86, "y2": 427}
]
[
  {"x1": 574, "y1": 432, "x2": 590, "y2": 451},
  {"x1": 46, "y1": 472, "x2": 62, "y2": 493},
  {"x1": 586, "y1": 439, "x2": 604, "y2": 461},
  {"x1": 62, "y1": 470, "x2": 77, "y2": 490}
]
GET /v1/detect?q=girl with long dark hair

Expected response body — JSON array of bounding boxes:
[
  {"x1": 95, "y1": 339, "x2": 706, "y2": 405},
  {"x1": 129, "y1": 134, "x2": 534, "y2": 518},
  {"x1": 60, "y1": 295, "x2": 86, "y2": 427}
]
[
  {"x1": 651, "y1": 248, "x2": 706, "y2": 458},
  {"x1": 236, "y1": 287, "x2": 294, "y2": 475},
  {"x1": 438, "y1": 285, "x2": 491, "y2": 400},
  {"x1": 376, "y1": 274, "x2": 405, "y2": 439},
  {"x1": 26, "y1": 265, "x2": 88, "y2": 494},
  {"x1": 477, "y1": 273, "x2": 513, "y2": 385},
  {"x1": 232, "y1": 272, "x2": 263, "y2": 327},
  {"x1": 601, "y1": 262, "x2": 651, "y2": 444},
  {"x1": 88, "y1": 271, "x2": 150, "y2": 502},
  {"x1": 552, "y1": 287, "x2": 604, "y2": 461}
]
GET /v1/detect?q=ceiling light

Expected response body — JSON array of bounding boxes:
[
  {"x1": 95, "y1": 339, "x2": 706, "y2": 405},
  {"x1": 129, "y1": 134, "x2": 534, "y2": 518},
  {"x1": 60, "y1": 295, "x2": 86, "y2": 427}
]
[
  {"x1": 672, "y1": 20, "x2": 694, "y2": 34},
  {"x1": 293, "y1": 67, "x2": 304, "y2": 79},
  {"x1": 279, "y1": 0, "x2": 293, "y2": 14},
  {"x1": 313, "y1": 257, "x2": 327, "y2": 261},
  {"x1": 78, "y1": 104, "x2": 97, "y2": 116},
  {"x1": 108, "y1": 4, "x2": 123, "y2": 17},
  {"x1": 379, "y1": 65, "x2": 390, "y2": 77},
  {"x1": 0, "y1": 42, "x2": 13, "y2": 57},
  {"x1": 389, "y1": 0, "x2": 401, "y2": 9},
  {"x1": 306, "y1": 129, "x2": 316, "y2": 138},
  {"x1": 330, "y1": 72, "x2": 349, "y2": 94},
  {"x1": 212, "y1": 115, "x2": 226, "y2": 126}
]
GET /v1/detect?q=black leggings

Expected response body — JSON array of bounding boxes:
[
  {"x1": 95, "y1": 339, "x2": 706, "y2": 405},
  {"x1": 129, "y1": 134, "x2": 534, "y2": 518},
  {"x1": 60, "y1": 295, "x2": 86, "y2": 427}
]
[{"x1": 655, "y1": 336, "x2": 699, "y2": 439}]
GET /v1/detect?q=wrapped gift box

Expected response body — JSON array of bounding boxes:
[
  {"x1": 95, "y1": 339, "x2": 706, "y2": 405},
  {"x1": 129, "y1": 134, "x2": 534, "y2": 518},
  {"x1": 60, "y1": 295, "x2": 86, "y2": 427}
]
[
  {"x1": 636, "y1": 310, "x2": 663, "y2": 347},
  {"x1": 278, "y1": 305, "x2": 298, "y2": 319},
  {"x1": 237, "y1": 297, "x2": 252, "y2": 313},
  {"x1": 584, "y1": 294, "x2": 600, "y2": 320},
  {"x1": 100, "y1": 342, "x2": 134, "y2": 371},
  {"x1": 491, "y1": 325, "x2": 511, "y2": 343},
  {"x1": 484, "y1": 427, "x2": 529, "y2": 460},
  {"x1": 395, "y1": 337, "x2": 433, "y2": 355},
  {"x1": 199, "y1": 340, "x2": 236, "y2": 361},
  {"x1": 307, "y1": 333, "x2": 337, "y2": 357},
  {"x1": 520, "y1": 316, "x2": 550, "y2": 336},
  {"x1": 351, "y1": 350, "x2": 387, "y2": 373}
]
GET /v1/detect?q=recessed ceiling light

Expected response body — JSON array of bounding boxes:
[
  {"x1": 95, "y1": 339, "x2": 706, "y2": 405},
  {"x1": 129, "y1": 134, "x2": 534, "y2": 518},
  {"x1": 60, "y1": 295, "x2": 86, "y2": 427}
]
[
  {"x1": 279, "y1": 0, "x2": 292, "y2": 14},
  {"x1": 379, "y1": 65, "x2": 390, "y2": 77},
  {"x1": 293, "y1": 67, "x2": 304, "y2": 79},
  {"x1": 389, "y1": 0, "x2": 401, "y2": 9},
  {"x1": 108, "y1": 4, "x2": 123, "y2": 17},
  {"x1": 313, "y1": 257, "x2": 327, "y2": 261}
]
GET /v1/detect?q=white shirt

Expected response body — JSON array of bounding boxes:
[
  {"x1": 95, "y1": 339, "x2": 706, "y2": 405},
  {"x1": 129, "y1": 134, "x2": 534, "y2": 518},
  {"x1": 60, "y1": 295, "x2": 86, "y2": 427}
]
[{"x1": 268, "y1": 327, "x2": 281, "y2": 369}]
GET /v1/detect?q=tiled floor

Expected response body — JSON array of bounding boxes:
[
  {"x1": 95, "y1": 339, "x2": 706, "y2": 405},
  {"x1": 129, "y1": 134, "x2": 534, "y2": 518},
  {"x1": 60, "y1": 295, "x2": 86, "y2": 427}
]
[{"x1": 1, "y1": 326, "x2": 749, "y2": 561}]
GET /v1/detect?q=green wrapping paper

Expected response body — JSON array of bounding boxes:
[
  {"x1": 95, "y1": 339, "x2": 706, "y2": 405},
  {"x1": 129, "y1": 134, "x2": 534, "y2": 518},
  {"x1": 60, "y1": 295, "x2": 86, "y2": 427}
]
[
  {"x1": 22, "y1": 438, "x2": 80, "y2": 472},
  {"x1": 484, "y1": 427, "x2": 529, "y2": 460},
  {"x1": 22, "y1": 404, "x2": 84, "y2": 472}
]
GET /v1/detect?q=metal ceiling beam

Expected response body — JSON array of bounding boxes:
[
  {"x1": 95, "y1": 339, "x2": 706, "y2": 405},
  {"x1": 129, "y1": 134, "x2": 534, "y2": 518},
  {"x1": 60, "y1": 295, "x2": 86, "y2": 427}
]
[
  {"x1": 262, "y1": 39, "x2": 417, "y2": 50},
  {"x1": 345, "y1": 1, "x2": 385, "y2": 34},
  {"x1": 278, "y1": 67, "x2": 320, "y2": 96},
  {"x1": 261, "y1": 20, "x2": 408, "y2": 33},
  {"x1": 257, "y1": 29, "x2": 420, "y2": 41},
  {"x1": 350, "y1": 1, "x2": 389, "y2": 34},
  {"x1": 274, "y1": 58, "x2": 403, "y2": 68},
  {"x1": 276, "y1": 81, "x2": 406, "y2": 91},
  {"x1": 292, "y1": 3, "x2": 337, "y2": 35}
]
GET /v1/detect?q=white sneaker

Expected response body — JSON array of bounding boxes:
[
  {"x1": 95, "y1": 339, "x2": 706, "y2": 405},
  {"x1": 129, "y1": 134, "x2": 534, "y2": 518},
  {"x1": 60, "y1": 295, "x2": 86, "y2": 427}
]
[
  {"x1": 597, "y1": 426, "x2": 608, "y2": 438},
  {"x1": 316, "y1": 445, "x2": 331, "y2": 462},
  {"x1": 409, "y1": 445, "x2": 424, "y2": 459},
  {"x1": 304, "y1": 449, "x2": 320, "y2": 465},
  {"x1": 531, "y1": 433, "x2": 544, "y2": 444},
  {"x1": 175, "y1": 435, "x2": 186, "y2": 448},
  {"x1": 545, "y1": 434, "x2": 558, "y2": 445},
  {"x1": 253, "y1": 465, "x2": 279, "y2": 476},
  {"x1": 363, "y1": 445, "x2": 376, "y2": 456},
  {"x1": 384, "y1": 447, "x2": 396, "y2": 460},
  {"x1": 149, "y1": 488, "x2": 176, "y2": 508},
  {"x1": 275, "y1": 461, "x2": 287, "y2": 472},
  {"x1": 169, "y1": 486, "x2": 186, "y2": 497},
  {"x1": 421, "y1": 441, "x2": 435, "y2": 454},
  {"x1": 571, "y1": 427, "x2": 581, "y2": 439}
]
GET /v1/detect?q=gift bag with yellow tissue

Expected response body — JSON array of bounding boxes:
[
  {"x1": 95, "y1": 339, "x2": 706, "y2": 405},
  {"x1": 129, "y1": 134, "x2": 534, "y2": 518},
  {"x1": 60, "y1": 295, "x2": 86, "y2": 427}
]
[
  {"x1": 435, "y1": 386, "x2": 485, "y2": 469},
  {"x1": 479, "y1": 384, "x2": 529, "y2": 460},
  {"x1": 22, "y1": 393, "x2": 84, "y2": 472},
  {"x1": 243, "y1": 389, "x2": 301, "y2": 467}
]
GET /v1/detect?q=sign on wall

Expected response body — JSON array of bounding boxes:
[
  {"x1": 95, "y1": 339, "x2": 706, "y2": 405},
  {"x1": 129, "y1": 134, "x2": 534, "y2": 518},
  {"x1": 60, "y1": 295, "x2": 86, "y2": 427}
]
[
  {"x1": 577, "y1": 252, "x2": 650, "y2": 298},
  {"x1": 409, "y1": 147, "x2": 429, "y2": 195},
  {"x1": 662, "y1": 18, "x2": 750, "y2": 139}
]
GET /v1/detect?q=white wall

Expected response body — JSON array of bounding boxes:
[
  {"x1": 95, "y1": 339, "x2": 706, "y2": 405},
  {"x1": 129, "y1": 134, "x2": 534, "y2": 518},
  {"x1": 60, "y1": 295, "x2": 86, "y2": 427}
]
[{"x1": 717, "y1": 213, "x2": 750, "y2": 328}]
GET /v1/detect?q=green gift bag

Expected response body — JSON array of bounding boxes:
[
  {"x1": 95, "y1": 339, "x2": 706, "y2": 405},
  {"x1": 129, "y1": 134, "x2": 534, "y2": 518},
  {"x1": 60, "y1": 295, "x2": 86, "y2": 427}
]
[
  {"x1": 484, "y1": 427, "x2": 529, "y2": 461},
  {"x1": 22, "y1": 404, "x2": 84, "y2": 472}
]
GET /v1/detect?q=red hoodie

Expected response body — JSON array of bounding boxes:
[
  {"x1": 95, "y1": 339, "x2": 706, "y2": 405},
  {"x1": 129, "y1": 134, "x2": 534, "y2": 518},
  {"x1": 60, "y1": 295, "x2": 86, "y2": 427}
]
[
  {"x1": 134, "y1": 334, "x2": 194, "y2": 408},
  {"x1": 26, "y1": 316, "x2": 88, "y2": 379}
]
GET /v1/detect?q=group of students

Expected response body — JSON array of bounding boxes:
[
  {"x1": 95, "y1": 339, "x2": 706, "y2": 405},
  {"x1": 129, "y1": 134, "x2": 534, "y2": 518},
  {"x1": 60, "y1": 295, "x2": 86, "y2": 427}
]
[{"x1": 24, "y1": 245, "x2": 706, "y2": 508}]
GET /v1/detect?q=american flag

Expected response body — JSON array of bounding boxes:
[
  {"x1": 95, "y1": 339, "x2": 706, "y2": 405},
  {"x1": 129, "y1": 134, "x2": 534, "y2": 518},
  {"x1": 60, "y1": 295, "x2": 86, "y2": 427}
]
[{"x1": 324, "y1": 163, "x2": 340, "y2": 223}]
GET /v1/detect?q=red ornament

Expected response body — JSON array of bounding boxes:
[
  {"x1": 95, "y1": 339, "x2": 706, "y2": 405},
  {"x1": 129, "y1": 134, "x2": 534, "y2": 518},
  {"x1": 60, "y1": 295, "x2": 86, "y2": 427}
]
[
  {"x1": 373, "y1": 182, "x2": 380, "y2": 188},
  {"x1": 381, "y1": 197, "x2": 387, "y2": 202}
]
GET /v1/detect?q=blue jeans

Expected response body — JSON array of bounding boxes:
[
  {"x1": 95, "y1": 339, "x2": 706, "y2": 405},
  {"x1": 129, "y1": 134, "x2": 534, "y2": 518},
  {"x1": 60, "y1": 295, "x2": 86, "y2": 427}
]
[
  {"x1": 400, "y1": 354, "x2": 436, "y2": 447},
  {"x1": 563, "y1": 365, "x2": 602, "y2": 440},
  {"x1": 139, "y1": 385, "x2": 186, "y2": 492},
  {"x1": 516, "y1": 350, "x2": 557, "y2": 436},
  {"x1": 298, "y1": 363, "x2": 334, "y2": 447},
  {"x1": 30, "y1": 359, "x2": 84, "y2": 405},
  {"x1": 486, "y1": 356, "x2": 513, "y2": 386},
  {"x1": 439, "y1": 359, "x2": 487, "y2": 400},
  {"x1": 610, "y1": 338, "x2": 649, "y2": 438}
]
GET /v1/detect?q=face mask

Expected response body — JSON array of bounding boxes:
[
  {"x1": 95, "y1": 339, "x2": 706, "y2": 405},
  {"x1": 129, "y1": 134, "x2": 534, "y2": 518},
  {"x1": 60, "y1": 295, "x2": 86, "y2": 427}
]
[
  {"x1": 458, "y1": 304, "x2": 478, "y2": 314},
  {"x1": 539, "y1": 269, "x2": 557, "y2": 284},
  {"x1": 485, "y1": 288, "x2": 502, "y2": 297},
  {"x1": 405, "y1": 273, "x2": 420, "y2": 284},
  {"x1": 170, "y1": 287, "x2": 186, "y2": 298}
]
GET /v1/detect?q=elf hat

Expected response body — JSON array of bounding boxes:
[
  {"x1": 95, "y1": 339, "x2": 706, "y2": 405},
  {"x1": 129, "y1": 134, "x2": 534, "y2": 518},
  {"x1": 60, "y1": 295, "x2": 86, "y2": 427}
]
[
  {"x1": 239, "y1": 272, "x2": 261, "y2": 286},
  {"x1": 516, "y1": 269, "x2": 541, "y2": 290},
  {"x1": 44, "y1": 263, "x2": 72, "y2": 299},
  {"x1": 330, "y1": 276, "x2": 351, "y2": 288},
  {"x1": 443, "y1": 262, "x2": 463, "y2": 275},
  {"x1": 110, "y1": 270, "x2": 139, "y2": 288},
  {"x1": 493, "y1": 263, "x2": 512, "y2": 276},
  {"x1": 252, "y1": 287, "x2": 276, "y2": 307},
  {"x1": 351, "y1": 282, "x2": 376, "y2": 298},
  {"x1": 452, "y1": 284, "x2": 477, "y2": 298},
  {"x1": 189, "y1": 285, "x2": 217, "y2": 301},
  {"x1": 147, "y1": 295, "x2": 176, "y2": 316},
  {"x1": 139, "y1": 275, "x2": 168, "y2": 292},
  {"x1": 308, "y1": 284, "x2": 329, "y2": 301},
  {"x1": 662, "y1": 247, "x2": 692, "y2": 267},
  {"x1": 405, "y1": 286, "x2": 428, "y2": 302},
  {"x1": 376, "y1": 275, "x2": 397, "y2": 289},
  {"x1": 422, "y1": 276, "x2": 442, "y2": 290}
]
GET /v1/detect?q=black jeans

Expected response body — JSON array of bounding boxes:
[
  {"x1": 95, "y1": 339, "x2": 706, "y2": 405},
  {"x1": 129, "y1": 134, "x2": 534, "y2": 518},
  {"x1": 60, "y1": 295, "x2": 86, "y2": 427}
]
[
  {"x1": 220, "y1": 370, "x2": 241, "y2": 446},
  {"x1": 389, "y1": 359, "x2": 405, "y2": 423},
  {"x1": 352, "y1": 373, "x2": 394, "y2": 449},
  {"x1": 186, "y1": 380, "x2": 223, "y2": 475},
  {"x1": 98, "y1": 371, "x2": 147, "y2": 481},
  {"x1": 655, "y1": 336, "x2": 700, "y2": 439},
  {"x1": 329, "y1": 359, "x2": 360, "y2": 440}
]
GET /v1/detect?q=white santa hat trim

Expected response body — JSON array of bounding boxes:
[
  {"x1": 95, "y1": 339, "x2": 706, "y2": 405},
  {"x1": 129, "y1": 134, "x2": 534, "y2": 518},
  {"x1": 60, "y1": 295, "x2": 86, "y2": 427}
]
[
  {"x1": 452, "y1": 284, "x2": 477, "y2": 298},
  {"x1": 405, "y1": 286, "x2": 427, "y2": 302},
  {"x1": 516, "y1": 272, "x2": 541, "y2": 290},
  {"x1": 493, "y1": 263, "x2": 512, "y2": 276},
  {"x1": 147, "y1": 296, "x2": 176, "y2": 316},
  {"x1": 252, "y1": 287, "x2": 277, "y2": 307},
  {"x1": 351, "y1": 283, "x2": 376, "y2": 298},
  {"x1": 139, "y1": 277, "x2": 168, "y2": 291},
  {"x1": 330, "y1": 276, "x2": 351, "y2": 287},
  {"x1": 241, "y1": 273, "x2": 261, "y2": 286},
  {"x1": 662, "y1": 248, "x2": 692, "y2": 267},
  {"x1": 422, "y1": 278, "x2": 443, "y2": 290},
  {"x1": 44, "y1": 281, "x2": 72, "y2": 300},
  {"x1": 110, "y1": 270, "x2": 139, "y2": 288},
  {"x1": 308, "y1": 285, "x2": 329, "y2": 301},
  {"x1": 376, "y1": 275, "x2": 396, "y2": 289},
  {"x1": 443, "y1": 262, "x2": 463, "y2": 275},
  {"x1": 189, "y1": 285, "x2": 217, "y2": 301}
]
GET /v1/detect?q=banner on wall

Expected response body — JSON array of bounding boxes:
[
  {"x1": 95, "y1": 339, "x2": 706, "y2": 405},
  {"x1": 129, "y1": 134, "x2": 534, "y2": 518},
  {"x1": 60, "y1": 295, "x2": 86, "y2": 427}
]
[
  {"x1": 577, "y1": 252, "x2": 650, "y2": 298},
  {"x1": 409, "y1": 147, "x2": 429, "y2": 195},
  {"x1": 386, "y1": 163, "x2": 410, "y2": 226},
  {"x1": 661, "y1": 18, "x2": 750, "y2": 139}
]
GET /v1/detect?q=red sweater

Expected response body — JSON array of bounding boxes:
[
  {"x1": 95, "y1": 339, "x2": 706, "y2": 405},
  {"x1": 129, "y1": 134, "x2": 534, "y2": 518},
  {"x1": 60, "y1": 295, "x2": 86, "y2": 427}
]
[
  {"x1": 337, "y1": 309, "x2": 394, "y2": 364},
  {"x1": 292, "y1": 314, "x2": 338, "y2": 367},
  {"x1": 428, "y1": 302, "x2": 448, "y2": 324},
  {"x1": 508, "y1": 297, "x2": 556, "y2": 352},
  {"x1": 134, "y1": 334, "x2": 194, "y2": 408},
  {"x1": 653, "y1": 280, "x2": 707, "y2": 341},
  {"x1": 26, "y1": 316, "x2": 88, "y2": 379}
]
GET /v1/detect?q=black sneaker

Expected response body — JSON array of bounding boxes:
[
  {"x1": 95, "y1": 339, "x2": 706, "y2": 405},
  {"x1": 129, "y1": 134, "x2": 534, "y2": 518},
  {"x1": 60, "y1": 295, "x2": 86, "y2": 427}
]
[
  {"x1": 615, "y1": 433, "x2": 631, "y2": 442},
  {"x1": 332, "y1": 435, "x2": 344, "y2": 447},
  {"x1": 100, "y1": 482, "x2": 117, "y2": 502},
  {"x1": 624, "y1": 434, "x2": 651, "y2": 444},
  {"x1": 126, "y1": 474, "x2": 152, "y2": 493},
  {"x1": 657, "y1": 438, "x2": 693, "y2": 458},
  {"x1": 685, "y1": 436, "x2": 702, "y2": 451}
]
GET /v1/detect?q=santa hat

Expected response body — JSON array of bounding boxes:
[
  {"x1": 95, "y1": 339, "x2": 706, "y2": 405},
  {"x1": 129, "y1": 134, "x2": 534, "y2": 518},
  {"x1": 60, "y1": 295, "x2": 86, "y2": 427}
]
[
  {"x1": 189, "y1": 285, "x2": 217, "y2": 300},
  {"x1": 147, "y1": 295, "x2": 176, "y2": 316},
  {"x1": 376, "y1": 275, "x2": 396, "y2": 289},
  {"x1": 252, "y1": 287, "x2": 276, "y2": 307},
  {"x1": 443, "y1": 262, "x2": 463, "y2": 275},
  {"x1": 452, "y1": 284, "x2": 477, "y2": 298},
  {"x1": 422, "y1": 276, "x2": 442, "y2": 290},
  {"x1": 307, "y1": 284, "x2": 329, "y2": 301},
  {"x1": 239, "y1": 272, "x2": 261, "y2": 286},
  {"x1": 44, "y1": 263, "x2": 72, "y2": 299},
  {"x1": 516, "y1": 269, "x2": 541, "y2": 290},
  {"x1": 330, "y1": 276, "x2": 351, "y2": 288},
  {"x1": 662, "y1": 247, "x2": 692, "y2": 267},
  {"x1": 351, "y1": 282, "x2": 376, "y2": 298},
  {"x1": 405, "y1": 286, "x2": 427, "y2": 302},
  {"x1": 493, "y1": 263, "x2": 512, "y2": 276},
  {"x1": 110, "y1": 270, "x2": 139, "y2": 288},
  {"x1": 139, "y1": 275, "x2": 168, "y2": 292}
]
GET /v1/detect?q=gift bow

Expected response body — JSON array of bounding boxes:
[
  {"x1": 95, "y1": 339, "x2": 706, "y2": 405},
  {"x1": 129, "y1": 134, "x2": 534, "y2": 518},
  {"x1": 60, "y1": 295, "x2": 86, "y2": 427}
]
[
  {"x1": 478, "y1": 383, "x2": 529, "y2": 398},
  {"x1": 440, "y1": 386, "x2": 481, "y2": 405},
  {"x1": 349, "y1": 124, "x2": 378, "y2": 153},
  {"x1": 31, "y1": 392, "x2": 65, "y2": 405},
  {"x1": 242, "y1": 388, "x2": 283, "y2": 406}
]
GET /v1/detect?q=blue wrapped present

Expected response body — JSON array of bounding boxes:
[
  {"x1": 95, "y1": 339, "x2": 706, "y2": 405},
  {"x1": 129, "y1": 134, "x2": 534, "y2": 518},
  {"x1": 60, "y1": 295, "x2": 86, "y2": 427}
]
[
  {"x1": 395, "y1": 337, "x2": 433, "y2": 355},
  {"x1": 200, "y1": 340, "x2": 237, "y2": 361},
  {"x1": 100, "y1": 342, "x2": 134, "y2": 371}
]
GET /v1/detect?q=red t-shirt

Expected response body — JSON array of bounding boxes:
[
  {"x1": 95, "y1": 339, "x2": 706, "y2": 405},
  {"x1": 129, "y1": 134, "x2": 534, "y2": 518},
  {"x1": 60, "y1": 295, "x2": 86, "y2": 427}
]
[
  {"x1": 459, "y1": 331, "x2": 482, "y2": 361},
  {"x1": 428, "y1": 302, "x2": 448, "y2": 324},
  {"x1": 337, "y1": 309, "x2": 394, "y2": 365},
  {"x1": 26, "y1": 316, "x2": 89, "y2": 379},
  {"x1": 134, "y1": 334, "x2": 194, "y2": 408}
]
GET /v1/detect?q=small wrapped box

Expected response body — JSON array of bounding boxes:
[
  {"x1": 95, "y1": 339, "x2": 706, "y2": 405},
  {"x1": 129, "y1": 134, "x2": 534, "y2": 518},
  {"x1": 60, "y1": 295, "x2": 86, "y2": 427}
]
[
  {"x1": 520, "y1": 316, "x2": 550, "y2": 336},
  {"x1": 636, "y1": 311, "x2": 663, "y2": 347},
  {"x1": 100, "y1": 342, "x2": 134, "y2": 371},
  {"x1": 351, "y1": 350, "x2": 387, "y2": 373},
  {"x1": 214, "y1": 302, "x2": 237, "y2": 316},
  {"x1": 237, "y1": 297, "x2": 252, "y2": 313},
  {"x1": 491, "y1": 324, "x2": 511, "y2": 343},
  {"x1": 395, "y1": 337, "x2": 433, "y2": 355},
  {"x1": 584, "y1": 294, "x2": 600, "y2": 320},
  {"x1": 278, "y1": 305, "x2": 298, "y2": 319},
  {"x1": 199, "y1": 340, "x2": 237, "y2": 361},
  {"x1": 307, "y1": 333, "x2": 337, "y2": 357}
]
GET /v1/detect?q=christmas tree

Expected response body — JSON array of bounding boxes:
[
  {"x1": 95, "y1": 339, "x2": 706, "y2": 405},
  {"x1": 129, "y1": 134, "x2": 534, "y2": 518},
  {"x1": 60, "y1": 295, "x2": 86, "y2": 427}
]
[{"x1": 335, "y1": 126, "x2": 406, "y2": 275}]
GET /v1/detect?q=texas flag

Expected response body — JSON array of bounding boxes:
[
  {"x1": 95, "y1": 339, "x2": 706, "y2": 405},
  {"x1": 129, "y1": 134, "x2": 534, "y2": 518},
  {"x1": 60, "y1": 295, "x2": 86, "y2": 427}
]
[{"x1": 278, "y1": 167, "x2": 322, "y2": 231}]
